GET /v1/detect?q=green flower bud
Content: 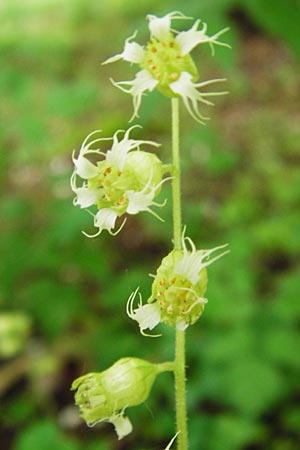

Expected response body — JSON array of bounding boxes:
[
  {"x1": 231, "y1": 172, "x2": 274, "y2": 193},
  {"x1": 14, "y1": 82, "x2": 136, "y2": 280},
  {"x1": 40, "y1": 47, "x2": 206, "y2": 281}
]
[
  {"x1": 122, "y1": 151, "x2": 164, "y2": 192},
  {"x1": 71, "y1": 357, "x2": 173, "y2": 439},
  {"x1": 0, "y1": 313, "x2": 31, "y2": 358}
]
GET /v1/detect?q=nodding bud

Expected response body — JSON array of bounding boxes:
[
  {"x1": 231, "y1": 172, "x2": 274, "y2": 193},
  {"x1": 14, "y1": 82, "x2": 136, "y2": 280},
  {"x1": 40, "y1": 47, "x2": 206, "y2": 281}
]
[{"x1": 71, "y1": 357, "x2": 173, "y2": 439}]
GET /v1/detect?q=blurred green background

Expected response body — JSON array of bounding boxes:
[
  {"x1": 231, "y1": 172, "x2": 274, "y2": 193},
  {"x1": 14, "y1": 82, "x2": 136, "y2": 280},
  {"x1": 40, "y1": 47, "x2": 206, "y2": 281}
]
[{"x1": 1, "y1": 0, "x2": 300, "y2": 449}]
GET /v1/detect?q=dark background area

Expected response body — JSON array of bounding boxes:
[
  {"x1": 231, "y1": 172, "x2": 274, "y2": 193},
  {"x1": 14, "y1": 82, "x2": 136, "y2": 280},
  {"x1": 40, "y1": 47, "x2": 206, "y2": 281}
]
[{"x1": 1, "y1": 1, "x2": 300, "y2": 449}]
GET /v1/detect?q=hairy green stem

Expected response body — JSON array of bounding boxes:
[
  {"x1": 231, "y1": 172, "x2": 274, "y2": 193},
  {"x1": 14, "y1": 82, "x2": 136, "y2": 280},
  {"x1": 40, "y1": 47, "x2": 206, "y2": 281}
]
[
  {"x1": 175, "y1": 329, "x2": 187, "y2": 450},
  {"x1": 171, "y1": 98, "x2": 188, "y2": 450},
  {"x1": 171, "y1": 98, "x2": 182, "y2": 250}
]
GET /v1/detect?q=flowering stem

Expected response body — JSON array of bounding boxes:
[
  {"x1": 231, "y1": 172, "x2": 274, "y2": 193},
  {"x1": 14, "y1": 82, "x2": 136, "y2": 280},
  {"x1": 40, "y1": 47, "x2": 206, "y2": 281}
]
[
  {"x1": 171, "y1": 97, "x2": 188, "y2": 450},
  {"x1": 175, "y1": 330, "x2": 187, "y2": 450},
  {"x1": 171, "y1": 98, "x2": 182, "y2": 251}
]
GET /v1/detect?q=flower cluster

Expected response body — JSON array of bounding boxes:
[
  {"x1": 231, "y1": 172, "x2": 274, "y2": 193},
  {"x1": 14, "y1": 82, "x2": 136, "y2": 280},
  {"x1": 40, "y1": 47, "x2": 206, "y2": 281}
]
[
  {"x1": 103, "y1": 12, "x2": 230, "y2": 122},
  {"x1": 71, "y1": 126, "x2": 167, "y2": 236},
  {"x1": 71, "y1": 357, "x2": 173, "y2": 439},
  {"x1": 127, "y1": 230, "x2": 228, "y2": 333},
  {"x1": 71, "y1": 10, "x2": 230, "y2": 445}
]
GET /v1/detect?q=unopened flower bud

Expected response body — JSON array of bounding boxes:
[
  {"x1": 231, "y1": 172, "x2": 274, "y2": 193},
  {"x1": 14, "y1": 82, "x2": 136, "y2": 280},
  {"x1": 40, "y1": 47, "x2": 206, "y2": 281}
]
[
  {"x1": 71, "y1": 357, "x2": 173, "y2": 439},
  {"x1": 122, "y1": 151, "x2": 163, "y2": 192}
]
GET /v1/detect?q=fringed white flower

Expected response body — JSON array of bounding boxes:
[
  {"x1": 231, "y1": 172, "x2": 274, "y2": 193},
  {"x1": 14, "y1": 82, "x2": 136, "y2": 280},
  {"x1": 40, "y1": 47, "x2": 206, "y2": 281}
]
[
  {"x1": 103, "y1": 11, "x2": 230, "y2": 123},
  {"x1": 128, "y1": 227, "x2": 229, "y2": 333},
  {"x1": 71, "y1": 126, "x2": 166, "y2": 237},
  {"x1": 170, "y1": 72, "x2": 228, "y2": 124}
]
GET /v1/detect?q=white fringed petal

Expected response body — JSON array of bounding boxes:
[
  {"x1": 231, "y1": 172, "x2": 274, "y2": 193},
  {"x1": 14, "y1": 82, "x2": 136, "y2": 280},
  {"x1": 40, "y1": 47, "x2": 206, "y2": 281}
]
[
  {"x1": 170, "y1": 72, "x2": 209, "y2": 124},
  {"x1": 73, "y1": 154, "x2": 98, "y2": 179},
  {"x1": 74, "y1": 186, "x2": 99, "y2": 208},
  {"x1": 176, "y1": 20, "x2": 230, "y2": 56},
  {"x1": 126, "y1": 189, "x2": 154, "y2": 214},
  {"x1": 126, "y1": 170, "x2": 168, "y2": 217},
  {"x1": 126, "y1": 289, "x2": 161, "y2": 334},
  {"x1": 106, "y1": 125, "x2": 160, "y2": 171},
  {"x1": 147, "y1": 12, "x2": 191, "y2": 40},
  {"x1": 170, "y1": 72, "x2": 227, "y2": 124},
  {"x1": 176, "y1": 20, "x2": 206, "y2": 56},
  {"x1": 103, "y1": 32, "x2": 144, "y2": 65},
  {"x1": 122, "y1": 41, "x2": 144, "y2": 64},
  {"x1": 147, "y1": 14, "x2": 172, "y2": 40},
  {"x1": 111, "y1": 415, "x2": 133, "y2": 440},
  {"x1": 94, "y1": 208, "x2": 118, "y2": 232},
  {"x1": 132, "y1": 303, "x2": 161, "y2": 331},
  {"x1": 111, "y1": 70, "x2": 158, "y2": 121},
  {"x1": 174, "y1": 251, "x2": 207, "y2": 284},
  {"x1": 174, "y1": 227, "x2": 229, "y2": 284}
]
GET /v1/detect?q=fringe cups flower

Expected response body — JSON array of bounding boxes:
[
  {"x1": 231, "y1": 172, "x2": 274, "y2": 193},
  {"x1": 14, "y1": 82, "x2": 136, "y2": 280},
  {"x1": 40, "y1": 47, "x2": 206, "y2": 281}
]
[
  {"x1": 71, "y1": 125, "x2": 169, "y2": 237},
  {"x1": 71, "y1": 357, "x2": 173, "y2": 439},
  {"x1": 103, "y1": 12, "x2": 230, "y2": 122},
  {"x1": 127, "y1": 229, "x2": 229, "y2": 333}
]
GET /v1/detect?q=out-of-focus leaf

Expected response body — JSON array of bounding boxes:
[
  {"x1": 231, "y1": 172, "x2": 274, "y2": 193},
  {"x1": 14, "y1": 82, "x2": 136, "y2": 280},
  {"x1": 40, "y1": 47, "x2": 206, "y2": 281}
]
[
  {"x1": 20, "y1": 280, "x2": 84, "y2": 339},
  {"x1": 244, "y1": 0, "x2": 300, "y2": 55},
  {"x1": 208, "y1": 415, "x2": 261, "y2": 450},
  {"x1": 224, "y1": 358, "x2": 284, "y2": 416},
  {"x1": 14, "y1": 420, "x2": 80, "y2": 450}
]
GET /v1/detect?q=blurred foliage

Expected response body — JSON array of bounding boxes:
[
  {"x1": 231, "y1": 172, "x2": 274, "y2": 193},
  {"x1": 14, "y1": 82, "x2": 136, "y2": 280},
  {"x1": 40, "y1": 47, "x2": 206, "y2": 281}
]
[{"x1": 1, "y1": 1, "x2": 300, "y2": 450}]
